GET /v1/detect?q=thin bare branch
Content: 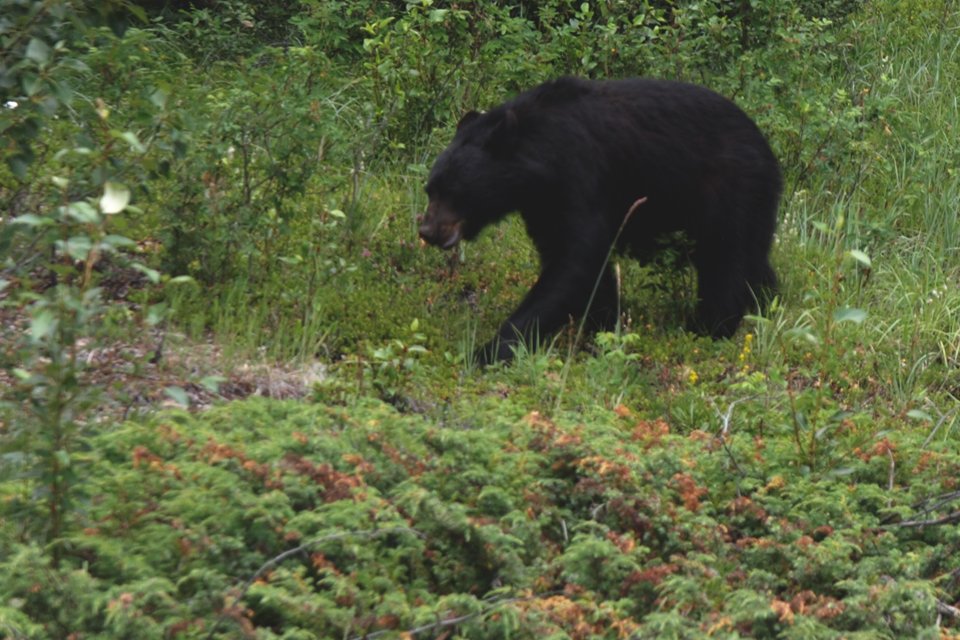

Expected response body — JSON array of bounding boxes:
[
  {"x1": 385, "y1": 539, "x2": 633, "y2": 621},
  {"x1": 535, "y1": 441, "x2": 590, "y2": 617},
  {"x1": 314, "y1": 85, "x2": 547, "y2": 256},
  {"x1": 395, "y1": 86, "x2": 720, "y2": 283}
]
[
  {"x1": 937, "y1": 599, "x2": 960, "y2": 619},
  {"x1": 349, "y1": 592, "x2": 560, "y2": 640},
  {"x1": 885, "y1": 511, "x2": 960, "y2": 529},
  {"x1": 886, "y1": 448, "x2": 896, "y2": 507},
  {"x1": 910, "y1": 490, "x2": 960, "y2": 515}
]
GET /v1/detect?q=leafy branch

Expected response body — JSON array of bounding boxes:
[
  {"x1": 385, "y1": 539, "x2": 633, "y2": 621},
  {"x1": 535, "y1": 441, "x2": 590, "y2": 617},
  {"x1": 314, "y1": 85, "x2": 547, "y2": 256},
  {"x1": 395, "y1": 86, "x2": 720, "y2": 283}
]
[{"x1": 206, "y1": 526, "x2": 425, "y2": 640}]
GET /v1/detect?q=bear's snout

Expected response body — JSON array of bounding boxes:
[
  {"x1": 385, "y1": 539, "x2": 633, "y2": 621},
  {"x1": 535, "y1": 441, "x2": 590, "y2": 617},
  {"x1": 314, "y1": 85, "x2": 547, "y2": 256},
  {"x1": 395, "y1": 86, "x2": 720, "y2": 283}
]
[
  {"x1": 418, "y1": 202, "x2": 464, "y2": 250},
  {"x1": 418, "y1": 216, "x2": 463, "y2": 250}
]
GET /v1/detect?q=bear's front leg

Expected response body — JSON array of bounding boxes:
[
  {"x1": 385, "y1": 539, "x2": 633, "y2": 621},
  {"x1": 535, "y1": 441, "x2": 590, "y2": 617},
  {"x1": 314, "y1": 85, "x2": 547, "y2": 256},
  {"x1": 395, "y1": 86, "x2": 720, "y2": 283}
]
[{"x1": 476, "y1": 257, "x2": 617, "y2": 365}]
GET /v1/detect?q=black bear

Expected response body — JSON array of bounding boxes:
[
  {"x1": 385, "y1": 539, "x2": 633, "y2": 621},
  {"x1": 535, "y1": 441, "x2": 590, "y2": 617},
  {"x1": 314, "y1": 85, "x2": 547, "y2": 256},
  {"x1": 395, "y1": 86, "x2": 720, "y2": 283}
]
[{"x1": 419, "y1": 77, "x2": 781, "y2": 364}]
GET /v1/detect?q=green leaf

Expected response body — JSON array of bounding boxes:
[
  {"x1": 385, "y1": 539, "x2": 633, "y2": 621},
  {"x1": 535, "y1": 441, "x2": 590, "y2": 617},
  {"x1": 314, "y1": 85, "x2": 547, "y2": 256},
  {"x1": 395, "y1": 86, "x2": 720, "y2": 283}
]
[
  {"x1": 116, "y1": 130, "x2": 147, "y2": 154},
  {"x1": 61, "y1": 58, "x2": 90, "y2": 73},
  {"x1": 906, "y1": 409, "x2": 932, "y2": 422},
  {"x1": 125, "y1": 3, "x2": 148, "y2": 21},
  {"x1": 54, "y1": 450, "x2": 71, "y2": 467},
  {"x1": 150, "y1": 88, "x2": 168, "y2": 109},
  {"x1": 200, "y1": 375, "x2": 226, "y2": 393},
  {"x1": 7, "y1": 154, "x2": 30, "y2": 180},
  {"x1": 132, "y1": 262, "x2": 161, "y2": 284},
  {"x1": 22, "y1": 73, "x2": 42, "y2": 97},
  {"x1": 146, "y1": 303, "x2": 166, "y2": 326},
  {"x1": 61, "y1": 235, "x2": 93, "y2": 260},
  {"x1": 25, "y1": 38, "x2": 51, "y2": 65},
  {"x1": 784, "y1": 327, "x2": 820, "y2": 345},
  {"x1": 49, "y1": 79, "x2": 73, "y2": 106},
  {"x1": 30, "y1": 310, "x2": 57, "y2": 340},
  {"x1": 833, "y1": 307, "x2": 867, "y2": 324},
  {"x1": 847, "y1": 249, "x2": 872, "y2": 268},
  {"x1": 12, "y1": 214, "x2": 54, "y2": 227},
  {"x1": 100, "y1": 181, "x2": 130, "y2": 214},
  {"x1": 63, "y1": 202, "x2": 100, "y2": 224},
  {"x1": 101, "y1": 234, "x2": 137, "y2": 250},
  {"x1": 164, "y1": 386, "x2": 190, "y2": 408}
]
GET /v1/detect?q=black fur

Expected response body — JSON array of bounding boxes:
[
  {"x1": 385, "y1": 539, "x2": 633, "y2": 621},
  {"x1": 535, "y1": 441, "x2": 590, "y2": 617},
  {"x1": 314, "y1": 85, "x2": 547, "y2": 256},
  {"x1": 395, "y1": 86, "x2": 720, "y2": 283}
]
[{"x1": 420, "y1": 77, "x2": 781, "y2": 364}]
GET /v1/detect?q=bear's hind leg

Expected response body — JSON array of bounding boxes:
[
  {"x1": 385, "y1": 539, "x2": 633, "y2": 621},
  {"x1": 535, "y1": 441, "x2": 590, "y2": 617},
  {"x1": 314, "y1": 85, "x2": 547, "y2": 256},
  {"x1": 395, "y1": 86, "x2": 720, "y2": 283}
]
[
  {"x1": 746, "y1": 258, "x2": 778, "y2": 312},
  {"x1": 691, "y1": 247, "x2": 750, "y2": 339}
]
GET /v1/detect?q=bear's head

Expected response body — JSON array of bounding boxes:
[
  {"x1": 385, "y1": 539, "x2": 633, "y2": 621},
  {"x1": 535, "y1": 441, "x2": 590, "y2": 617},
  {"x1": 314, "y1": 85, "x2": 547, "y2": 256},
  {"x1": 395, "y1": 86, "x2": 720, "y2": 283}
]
[{"x1": 419, "y1": 108, "x2": 530, "y2": 249}]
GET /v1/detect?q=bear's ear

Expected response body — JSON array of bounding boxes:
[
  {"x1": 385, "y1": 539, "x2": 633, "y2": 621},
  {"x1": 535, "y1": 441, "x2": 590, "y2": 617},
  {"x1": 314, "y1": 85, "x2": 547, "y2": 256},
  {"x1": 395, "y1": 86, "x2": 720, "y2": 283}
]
[
  {"x1": 456, "y1": 110, "x2": 481, "y2": 130},
  {"x1": 485, "y1": 108, "x2": 520, "y2": 154}
]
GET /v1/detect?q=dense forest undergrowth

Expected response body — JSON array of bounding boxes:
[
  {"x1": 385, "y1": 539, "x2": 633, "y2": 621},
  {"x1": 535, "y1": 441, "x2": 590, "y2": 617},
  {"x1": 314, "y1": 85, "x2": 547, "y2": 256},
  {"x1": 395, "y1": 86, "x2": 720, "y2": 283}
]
[{"x1": 2, "y1": 0, "x2": 960, "y2": 638}]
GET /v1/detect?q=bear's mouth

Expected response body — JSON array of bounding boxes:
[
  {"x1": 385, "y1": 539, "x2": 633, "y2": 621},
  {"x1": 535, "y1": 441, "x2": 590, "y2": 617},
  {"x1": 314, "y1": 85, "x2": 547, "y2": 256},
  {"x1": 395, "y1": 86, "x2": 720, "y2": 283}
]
[
  {"x1": 439, "y1": 224, "x2": 462, "y2": 249},
  {"x1": 419, "y1": 219, "x2": 463, "y2": 250}
]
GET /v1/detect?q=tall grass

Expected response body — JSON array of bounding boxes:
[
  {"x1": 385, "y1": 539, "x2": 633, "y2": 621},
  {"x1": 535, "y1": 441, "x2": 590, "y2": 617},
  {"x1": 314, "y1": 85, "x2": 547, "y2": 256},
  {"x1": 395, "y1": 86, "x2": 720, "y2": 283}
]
[{"x1": 757, "y1": 1, "x2": 959, "y2": 415}]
